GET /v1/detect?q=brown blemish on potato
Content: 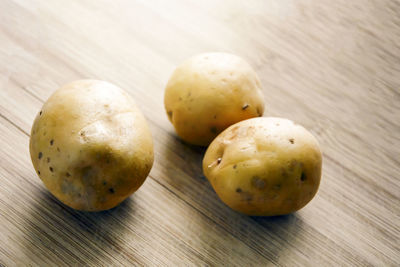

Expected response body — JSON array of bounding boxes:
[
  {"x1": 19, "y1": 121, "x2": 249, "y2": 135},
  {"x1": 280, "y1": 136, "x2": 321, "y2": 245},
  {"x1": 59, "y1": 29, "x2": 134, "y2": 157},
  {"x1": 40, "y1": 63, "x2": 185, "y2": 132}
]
[
  {"x1": 242, "y1": 104, "x2": 249, "y2": 110},
  {"x1": 245, "y1": 193, "x2": 253, "y2": 202},
  {"x1": 50, "y1": 139, "x2": 54, "y2": 146},
  {"x1": 213, "y1": 115, "x2": 217, "y2": 119},
  {"x1": 103, "y1": 181, "x2": 107, "y2": 185},
  {"x1": 217, "y1": 158, "x2": 222, "y2": 164},
  {"x1": 210, "y1": 126, "x2": 217, "y2": 134},
  {"x1": 39, "y1": 111, "x2": 42, "y2": 115},
  {"x1": 301, "y1": 172, "x2": 307, "y2": 182},
  {"x1": 252, "y1": 176, "x2": 266, "y2": 189},
  {"x1": 273, "y1": 184, "x2": 281, "y2": 190},
  {"x1": 256, "y1": 107, "x2": 262, "y2": 116},
  {"x1": 57, "y1": 147, "x2": 60, "y2": 152},
  {"x1": 289, "y1": 138, "x2": 294, "y2": 144},
  {"x1": 109, "y1": 188, "x2": 115, "y2": 194},
  {"x1": 47, "y1": 157, "x2": 50, "y2": 163},
  {"x1": 81, "y1": 166, "x2": 94, "y2": 183},
  {"x1": 167, "y1": 111, "x2": 173, "y2": 120},
  {"x1": 49, "y1": 167, "x2": 53, "y2": 172},
  {"x1": 38, "y1": 152, "x2": 43, "y2": 159},
  {"x1": 237, "y1": 189, "x2": 253, "y2": 202},
  {"x1": 38, "y1": 170, "x2": 40, "y2": 175},
  {"x1": 281, "y1": 168, "x2": 288, "y2": 177},
  {"x1": 233, "y1": 164, "x2": 237, "y2": 169},
  {"x1": 66, "y1": 172, "x2": 71, "y2": 177}
]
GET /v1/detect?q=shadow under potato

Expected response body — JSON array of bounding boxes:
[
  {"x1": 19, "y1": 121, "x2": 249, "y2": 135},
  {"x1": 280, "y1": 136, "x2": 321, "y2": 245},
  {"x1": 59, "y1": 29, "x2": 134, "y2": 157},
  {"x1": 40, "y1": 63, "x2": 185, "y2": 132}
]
[
  {"x1": 161, "y1": 132, "x2": 209, "y2": 186},
  {"x1": 21, "y1": 187, "x2": 135, "y2": 265},
  {"x1": 162, "y1": 131, "x2": 301, "y2": 264}
]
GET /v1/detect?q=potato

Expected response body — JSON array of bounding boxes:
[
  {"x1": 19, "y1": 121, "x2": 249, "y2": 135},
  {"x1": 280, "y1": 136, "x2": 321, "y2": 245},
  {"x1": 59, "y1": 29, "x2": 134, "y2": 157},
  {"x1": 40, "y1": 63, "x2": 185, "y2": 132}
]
[
  {"x1": 29, "y1": 80, "x2": 154, "y2": 211},
  {"x1": 203, "y1": 117, "x2": 322, "y2": 216},
  {"x1": 164, "y1": 52, "x2": 265, "y2": 146}
]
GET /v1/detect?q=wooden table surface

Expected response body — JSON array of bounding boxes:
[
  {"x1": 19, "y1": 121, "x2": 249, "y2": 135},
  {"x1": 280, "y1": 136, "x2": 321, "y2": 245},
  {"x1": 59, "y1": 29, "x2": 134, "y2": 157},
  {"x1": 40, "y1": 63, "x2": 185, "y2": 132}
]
[{"x1": 0, "y1": 0, "x2": 399, "y2": 266}]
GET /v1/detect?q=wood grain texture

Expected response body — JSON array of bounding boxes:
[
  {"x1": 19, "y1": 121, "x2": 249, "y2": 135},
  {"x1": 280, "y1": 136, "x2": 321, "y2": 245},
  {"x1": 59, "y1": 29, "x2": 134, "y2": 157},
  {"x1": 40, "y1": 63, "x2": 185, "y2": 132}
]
[{"x1": 0, "y1": 0, "x2": 399, "y2": 265}]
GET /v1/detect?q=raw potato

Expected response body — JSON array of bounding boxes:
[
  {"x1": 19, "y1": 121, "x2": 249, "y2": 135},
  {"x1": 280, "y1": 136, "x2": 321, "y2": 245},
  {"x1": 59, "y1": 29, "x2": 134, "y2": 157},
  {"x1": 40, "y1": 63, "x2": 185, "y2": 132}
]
[
  {"x1": 164, "y1": 52, "x2": 265, "y2": 146},
  {"x1": 29, "y1": 80, "x2": 154, "y2": 211},
  {"x1": 203, "y1": 117, "x2": 322, "y2": 216}
]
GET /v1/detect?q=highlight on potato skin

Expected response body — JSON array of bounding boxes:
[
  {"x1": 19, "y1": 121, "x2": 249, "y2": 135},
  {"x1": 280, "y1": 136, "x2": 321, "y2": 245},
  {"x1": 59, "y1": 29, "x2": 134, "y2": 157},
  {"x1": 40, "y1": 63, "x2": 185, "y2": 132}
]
[
  {"x1": 164, "y1": 52, "x2": 265, "y2": 146},
  {"x1": 29, "y1": 80, "x2": 154, "y2": 211},
  {"x1": 202, "y1": 117, "x2": 322, "y2": 216}
]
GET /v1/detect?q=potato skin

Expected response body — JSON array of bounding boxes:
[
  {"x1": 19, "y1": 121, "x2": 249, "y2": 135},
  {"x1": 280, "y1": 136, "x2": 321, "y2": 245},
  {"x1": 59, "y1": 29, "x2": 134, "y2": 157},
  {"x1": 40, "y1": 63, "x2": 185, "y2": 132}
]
[
  {"x1": 164, "y1": 52, "x2": 265, "y2": 146},
  {"x1": 203, "y1": 117, "x2": 322, "y2": 216},
  {"x1": 29, "y1": 80, "x2": 154, "y2": 211}
]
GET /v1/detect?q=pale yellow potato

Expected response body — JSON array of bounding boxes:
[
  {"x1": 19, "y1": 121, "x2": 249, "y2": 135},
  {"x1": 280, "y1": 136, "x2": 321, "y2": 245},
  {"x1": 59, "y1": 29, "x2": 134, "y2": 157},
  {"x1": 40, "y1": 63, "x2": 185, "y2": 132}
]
[
  {"x1": 203, "y1": 117, "x2": 322, "y2": 216},
  {"x1": 164, "y1": 52, "x2": 265, "y2": 146},
  {"x1": 29, "y1": 80, "x2": 154, "y2": 211}
]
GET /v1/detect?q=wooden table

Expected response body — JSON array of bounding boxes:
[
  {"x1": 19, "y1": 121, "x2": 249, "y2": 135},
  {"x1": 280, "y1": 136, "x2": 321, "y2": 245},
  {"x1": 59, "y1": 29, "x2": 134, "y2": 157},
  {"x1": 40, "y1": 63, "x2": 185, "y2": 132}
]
[{"x1": 0, "y1": 0, "x2": 399, "y2": 265}]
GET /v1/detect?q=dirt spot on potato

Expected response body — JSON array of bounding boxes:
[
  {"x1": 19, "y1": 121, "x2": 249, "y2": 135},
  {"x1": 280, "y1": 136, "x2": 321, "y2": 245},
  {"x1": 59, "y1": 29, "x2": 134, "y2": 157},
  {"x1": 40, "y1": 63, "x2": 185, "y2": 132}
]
[
  {"x1": 301, "y1": 172, "x2": 307, "y2": 182},
  {"x1": 167, "y1": 111, "x2": 173, "y2": 120},
  {"x1": 81, "y1": 166, "x2": 95, "y2": 184},
  {"x1": 38, "y1": 152, "x2": 43, "y2": 159},
  {"x1": 252, "y1": 176, "x2": 266, "y2": 189},
  {"x1": 210, "y1": 126, "x2": 217, "y2": 134},
  {"x1": 289, "y1": 138, "x2": 294, "y2": 144},
  {"x1": 237, "y1": 189, "x2": 253, "y2": 202},
  {"x1": 245, "y1": 193, "x2": 253, "y2": 202},
  {"x1": 273, "y1": 184, "x2": 281, "y2": 190},
  {"x1": 256, "y1": 107, "x2": 262, "y2": 116}
]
